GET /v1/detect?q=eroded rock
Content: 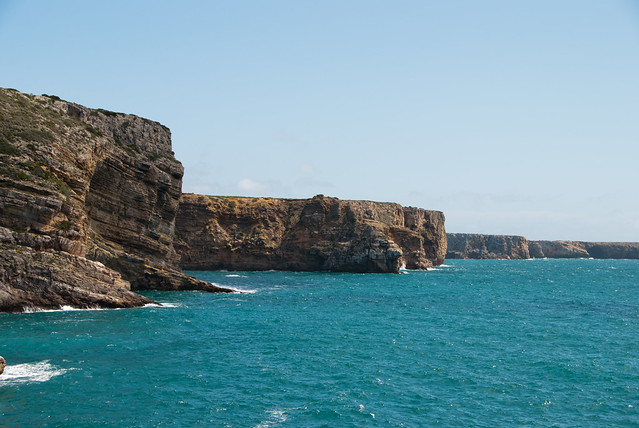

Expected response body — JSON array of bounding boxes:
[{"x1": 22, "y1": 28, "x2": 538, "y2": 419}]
[
  {"x1": 0, "y1": 88, "x2": 230, "y2": 312},
  {"x1": 175, "y1": 194, "x2": 446, "y2": 273},
  {"x1": 446, "y1": 233, "x2": 530, "y2": 259}
]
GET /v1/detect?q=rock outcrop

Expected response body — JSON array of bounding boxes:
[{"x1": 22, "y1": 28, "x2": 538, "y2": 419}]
[
  {"x1": 527, "y1": 240, "x2": 589, "y2": 259},
  {"x1": 529, "y1": 240, "x2": 639, "y2": 259},
  {"x1": 0, "y1": 356, "x2": 5, "y2": 375},
  {"x1": 445, "y1": 232, "x2": 639, "y2": 260},
  {"x1": 0, "y1": 88, "x2": 230, "y2": 312},
  {"x1": 446, "y1": 233, "x2": 530, "y2": 259},
  {"x1": 176, "y1": 194, "x2": 447, "y2": 273}
]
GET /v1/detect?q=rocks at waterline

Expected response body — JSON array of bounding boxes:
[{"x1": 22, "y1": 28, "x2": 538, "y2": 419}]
[
  {"x1": 0, "y1": 88, "x2": 231, "y2": 312},
  {"x1": 175, "y1": 194, "x2": 447, "y2": 273},
  {"x1": 446, "y1": 233, "x2": 639, "y2": 260}
]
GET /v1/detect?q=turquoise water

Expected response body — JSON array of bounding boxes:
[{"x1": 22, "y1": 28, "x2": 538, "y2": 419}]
[{"x1": 1, "y1": 259, "x2": 638, "y2": 427}]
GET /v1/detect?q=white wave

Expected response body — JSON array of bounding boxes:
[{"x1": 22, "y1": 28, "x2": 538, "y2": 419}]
[
  {"x1": 23, "y1": 302, "x2": 183, "y2": 313},
  {"x1": 357, "y1": 404, "x2": 375, "y2": 419},
  {"x1": 22, "y1": 305, "x2": 112, "y2": 313},
  {"x1": 225, "y1": 274, "x2": 247, "y2": 278},
  {"x1": 225, "y1": 287, "x2": 258, "y2": 294},
  {"x1": 439, "y1": 264, "x2": 452, "y2": 267},
  {"x1": 255, "y1": 409, "x2": 287, "y2": 428},
  {"x1": 143, "y1": 302, "x2": 182, "y2": 308},
  {"x1": 1, "y1": 360, "x2": 68, "y2": 384}
]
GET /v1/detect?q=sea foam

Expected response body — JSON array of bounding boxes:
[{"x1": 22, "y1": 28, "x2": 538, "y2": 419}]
[
  {"x1": 22, "y1": 305, "x2": 112, "y2": 313},
  {"x1": 226, "y1": 287, "x2": 258, "y2": 294},
  {"x1": 143, "y1": 302, "x2": 182, "y2": 308},
  {"x1": 255, "y1": 409, "x2": 288, "y2": 428},
  {"x1": 0, "y1": 360, "x2": 69, "y2": 384}
]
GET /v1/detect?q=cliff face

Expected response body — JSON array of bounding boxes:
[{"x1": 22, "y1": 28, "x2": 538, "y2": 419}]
[
  {"x1": 527, "y1": 241, "x2": 589, "y2": 259},
  {"x1": 176, "y1": 194, "x2": 446, "y2": 273},
  {"x1": 446, "y1": 233, "x2": 530, "y2": 259},
  {"x1": 530, "y1": 241, "x2": 639, "y2": 259},
  {"x1": 445, "y1": 232, "x2": 639, "y2": 260},
  {"x1": 0, "y1": 88, "x2": 228, "y2": 311}
]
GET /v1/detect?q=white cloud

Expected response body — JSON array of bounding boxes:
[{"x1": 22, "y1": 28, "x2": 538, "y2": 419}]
[{"x1": 236, "y1": 178, "x2": 269, "y2": 193}]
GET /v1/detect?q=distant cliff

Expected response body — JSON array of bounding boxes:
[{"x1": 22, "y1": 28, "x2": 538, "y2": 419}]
[
  {"x1": 175, "y1": 194, "x2": 447, "y2": 273},
  {"x1": 529, "y1": 241, "x2": 639, "y2": 259},
  {"x1": 446, "y1": 233, "x2": 530, "y2": 259},
  {"x1": 0, "y1": 88, "x2": 230, "y2": 312},
  {"x1": 446, "y1": 232, "x2": 639, "y2": 260}
]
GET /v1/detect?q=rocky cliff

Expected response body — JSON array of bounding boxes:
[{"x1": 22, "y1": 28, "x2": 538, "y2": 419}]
[
  {"x1": 445, "y1": 232, "x2": 639, "y2": 260},
  {"x1": 446, "y1": 233, "x2": 530, "y2": 259},
  {"x1": 175, "y1": 194, "x2": 447, "y2": 273},
  {"x1": 0, "y1": 88, "x2": 229, "y2": 312},
  {"x1": 529, "y1": 240, "x2": 639, "y2": 259}
]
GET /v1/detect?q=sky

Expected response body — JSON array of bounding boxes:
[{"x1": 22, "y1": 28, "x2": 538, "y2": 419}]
[{"x1": 1, "y1": 0, "x2": 638, "y2": 241}]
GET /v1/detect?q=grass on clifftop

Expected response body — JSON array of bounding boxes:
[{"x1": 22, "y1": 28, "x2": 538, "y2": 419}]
[
  {"x1": 0, "y1": 89, "x2": 88, "y2": 194},
  {"x1": 0, "y1": 89, "x2": 103, "y2": 148}
]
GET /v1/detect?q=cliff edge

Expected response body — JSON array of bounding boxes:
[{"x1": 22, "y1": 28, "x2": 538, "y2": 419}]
[
  {"x1": 529, "y1": 240, "x2": 639, "y2": 259},
  {"x1": 445, "y1": 232, "x2": 639, "y2": 260},
  {"x1": 0, "y1": 88, "x2": 230, "y2": 312},
  {"x1": 446, "y1": 233, "x2": 530, "y2": 259},
  {"x1": 176, "y1": 194, "x2": 446, "y2": 273}
]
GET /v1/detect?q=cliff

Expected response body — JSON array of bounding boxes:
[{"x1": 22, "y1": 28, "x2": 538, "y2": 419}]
[
  {"x1": 0, "y1": 88, "x2": 230, "y2": 312},
  {"x1": 529, "y1": 241, "x2": 639, "y2": 259},
  {"x1": 446, "y1": 233, "x2": 530, "y2": 259},
  {"x1": 445, "y1": 232, "x2": 639, "y2": 260},
  {"x1": 175, "y1": 194, "x2": 447, "y2": 273}
]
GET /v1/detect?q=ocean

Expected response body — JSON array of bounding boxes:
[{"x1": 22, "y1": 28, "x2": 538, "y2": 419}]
[{"x1": 1, "y1": 259, "x2": 638, "y2": 427}]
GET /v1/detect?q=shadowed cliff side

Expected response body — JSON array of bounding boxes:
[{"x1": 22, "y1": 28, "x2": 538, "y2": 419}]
[
  {"x1": 175, "y1": 194, "x2": 446, "y2": 273},
  {"x1": 0, "y1": 88, "x2": 230, "y2": 311}
]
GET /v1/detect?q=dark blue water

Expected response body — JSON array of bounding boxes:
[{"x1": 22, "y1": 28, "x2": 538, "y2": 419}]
[{"x1": 2, "y1": 259, "x2": 638, "y2": 426}]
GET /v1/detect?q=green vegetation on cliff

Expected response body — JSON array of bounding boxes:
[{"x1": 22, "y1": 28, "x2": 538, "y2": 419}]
[{"x1": 0, "y1": 88, "x2": 230, "y2": 312}]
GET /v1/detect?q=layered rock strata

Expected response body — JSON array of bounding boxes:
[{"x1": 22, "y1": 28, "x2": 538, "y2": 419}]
[
  {"x1": 529, "y1": 240, "x2": 639, "y2": 259},
  {"x1": 446, "y1": 232, "x2": 639, "y2": 260},
  {"x1": 446, "y1": 233, "x2": 530, "y2": 259},
  {"x1": 176, "y1": 194, "x2": 446, "y2": 273},
  {"x1": 0, "y1": 88, "x2": 230, "y2": 312}
]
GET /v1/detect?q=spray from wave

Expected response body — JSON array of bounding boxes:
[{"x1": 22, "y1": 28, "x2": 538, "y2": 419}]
[{"x1": 1, "y1": 360, "x2": 69, "y2": 384}]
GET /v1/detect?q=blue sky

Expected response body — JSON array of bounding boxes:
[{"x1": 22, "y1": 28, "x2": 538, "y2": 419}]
[{"x1": 1, "y1": 1, "x2": 638, "y2": 241}]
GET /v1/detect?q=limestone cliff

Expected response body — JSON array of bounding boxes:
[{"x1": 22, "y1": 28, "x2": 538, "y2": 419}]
[
  {"x1": 0, "y1": 88, "x2": 229, "y2": 312},
  {"x1": 446, "y1": 233, "x2": 530, "y2": 259},
  {"x1": 444, "y1": 232, "x2": 639, "y2": 260},
  {"x1": 529, "y1": 240, "x2": 639, "y2": 259},
  {"x1": 527, "y1": 240, "x2": 589, "y2": 258},
  {"x1": 176, "y1": 194, "x2": 446, "y2": 273}
]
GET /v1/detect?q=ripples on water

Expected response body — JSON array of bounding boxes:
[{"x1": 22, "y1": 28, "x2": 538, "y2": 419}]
[{"x1": 1, "y1": 259, "x2": 638, "y2": 426}]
